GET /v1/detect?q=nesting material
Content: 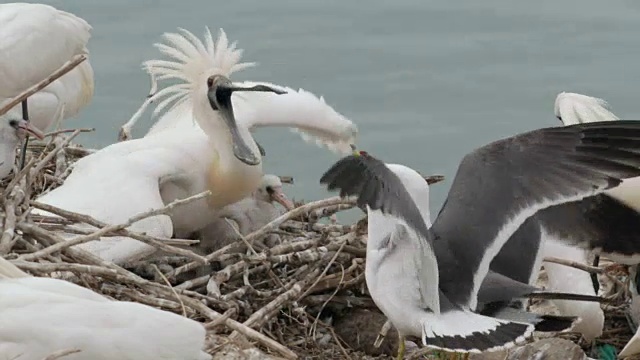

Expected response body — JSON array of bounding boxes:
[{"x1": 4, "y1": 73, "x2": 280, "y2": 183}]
[{"x1": 2, "y1": 132, "x2": 640, "y2": 359}]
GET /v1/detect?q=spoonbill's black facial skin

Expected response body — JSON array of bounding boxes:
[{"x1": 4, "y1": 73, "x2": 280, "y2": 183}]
[{"x1": 206, "y1": 75, "x2": 286, "y2": 166}]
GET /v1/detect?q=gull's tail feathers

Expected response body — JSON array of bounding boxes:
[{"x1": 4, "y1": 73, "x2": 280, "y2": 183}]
[
  {"x1": 142, "y1": 27, "x2": 256, "y2": 118},
  {"x1": 421, "y1": 310, "x2": 534, "y2": 354},
  {"x1": 0, "y1": 257, "x2": 30, "y2": 279},
  {"x1": 484, "y1": 306, "x2": 578, "y2": 333}
]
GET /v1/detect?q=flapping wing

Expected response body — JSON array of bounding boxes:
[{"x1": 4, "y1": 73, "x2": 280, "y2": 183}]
[
  {"x1": 231, "y1": 81, "x2": 358, "y2": 155},
  {"x1": 320, "y1": 153, "x2": 439, "y2": 312},
  {"x1": 430, "y1": 120, "x2": 640, "y2": 311}
]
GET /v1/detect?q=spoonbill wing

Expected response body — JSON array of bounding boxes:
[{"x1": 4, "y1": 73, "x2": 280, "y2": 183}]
[
  {"x1": 33, "y1": 132, "x2": 210, "y2": 264},
  {"x1": 231, "y1": 81, "x2": 358, "y2": 155},
  {"x1": 0, "y1": 3, "x2": 91, "y2": 98},
  {"x1": 554, "y1": 92, "x2": 620, "y2": 125}
]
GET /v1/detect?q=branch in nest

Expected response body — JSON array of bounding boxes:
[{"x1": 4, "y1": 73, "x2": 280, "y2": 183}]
[
  {"x1": 169, "y1": 197, "x2": 356, "y2": 278},
  {"x1": 0, "y1": 54, "x2": 87, "y2": 117},
  {"x1": 27, "y1": 191, "x2": 212, "y2": 263}
]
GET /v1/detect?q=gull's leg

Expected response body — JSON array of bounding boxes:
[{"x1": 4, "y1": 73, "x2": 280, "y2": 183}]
[{"x1": 396, "y1": 335, "x2": 406, "y2": 360}]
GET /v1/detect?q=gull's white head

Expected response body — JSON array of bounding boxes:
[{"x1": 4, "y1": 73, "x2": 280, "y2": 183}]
[
  {"x1": 143, "y1": 27, "x2": 285, "y2": 166},
  {"x1": 385, "y1": 164, "x2": 444, "y2": 225},
  {"x1": 254, "y1": 174, "x2": 295, "y2": 210},
  {"x1": 554, "y1": 92, "x2": 620, "y2": 126}
]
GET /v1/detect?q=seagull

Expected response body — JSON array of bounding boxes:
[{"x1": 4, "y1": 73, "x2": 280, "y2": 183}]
[
  {"x1": 0, "y1": 255, "x2": 211, "y2": 360},
  {"x1": 0, "y1": 117, "x2": 45, "y2": 179},
  {"x1": 33, "y1": 28, "x2": 357, "y2": 265},
  {"x1": 197, "y1": 173, "x2": 295, "y2": 254},
  {"x1": 490, "y1": 92, "x2": 635, "y2": 342},
  {"x1": 320, "y1": 120, "x2": 640, "y2": 358},
  {"x1": 549, "y1": 92, "x2": 640, "y2": 356}
]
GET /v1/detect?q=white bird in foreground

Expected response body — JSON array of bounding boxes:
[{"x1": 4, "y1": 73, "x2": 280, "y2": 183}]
[
  {"x1": 197, "y1": 174, "x2": 295, "y2": 254},
  {"x1": 0, "y1": 117, "x2": 45, "y2": 179},
  {"x1": 0, "y1": 256, "x2": 211, "y2": 360},
  {"x1": 320, "y1": 119, "x2": 640, "y2": 358},
  {"x1": 33, "y1": 27, "x2": 357, "y2": 265},
  {"x1": 0, "y1": 3, "x2": 91, "y2": 99}
]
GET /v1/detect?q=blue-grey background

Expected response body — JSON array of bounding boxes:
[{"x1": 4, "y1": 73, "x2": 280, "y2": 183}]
[{"x1": 27, "y1": 0, "x2": 640, "y2": 219}]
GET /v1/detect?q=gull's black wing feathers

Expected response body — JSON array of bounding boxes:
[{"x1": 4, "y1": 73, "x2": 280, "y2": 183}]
[
  {"x1": 320, "y1": 153, "x2": 430, "y2": 238},
  {"x1": 430, "y1": 120, "x2": 640, "y2": 311}
]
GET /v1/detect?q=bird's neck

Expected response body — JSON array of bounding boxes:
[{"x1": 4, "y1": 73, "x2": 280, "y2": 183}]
[{"x1": 203, "y1": 123, "x2": 262, "y2": 210}]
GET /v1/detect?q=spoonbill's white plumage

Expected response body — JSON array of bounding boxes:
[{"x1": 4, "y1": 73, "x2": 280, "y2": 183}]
[
  {"x1": 0, "y1": 60, "x2": 95, "y2": 131},
  {"x1": 554, "y1": 91, "x2": 620, "y2": 125},
  {"x1": 0, "y1": 3, "x2": 91, "y2": 98},
  {"x1": 34, "y1": 27, "x2": 357, "y2": 265},
  {"x1": 0, "y1": 116, "x2": 45, "y2": 179},
  {"x1": 197, "y1": 173, "x2": 294, "y2": 253},
  {"x1": 0, "y1": 256, "x2": 211, "y2": 360},
  {"x1": 135, "y1": 27, "x2": 357, "y2": 238}
]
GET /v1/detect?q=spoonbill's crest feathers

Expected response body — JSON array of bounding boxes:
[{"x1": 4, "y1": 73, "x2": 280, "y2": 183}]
[
  {"x1": 554, "y1": 92, "x2": 620, "y2": 125},
  {"x1": 143, "y1": 27, "x2": 256, "y2": 118}
]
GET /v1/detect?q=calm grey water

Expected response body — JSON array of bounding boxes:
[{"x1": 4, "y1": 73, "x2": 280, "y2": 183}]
[{"x1": 28, "y1": 0, "x2": 640, "y2": 218}]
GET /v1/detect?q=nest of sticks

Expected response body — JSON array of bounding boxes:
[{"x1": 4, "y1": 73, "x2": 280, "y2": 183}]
[
  {"x1": 0, "y1": 129, "x2": 381, "y2": 359},
  {"x1": 3, "y1": 129, "x2": 640, "y2": 360}
]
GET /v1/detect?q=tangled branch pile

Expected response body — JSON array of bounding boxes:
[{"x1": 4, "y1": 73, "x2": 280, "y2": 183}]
[
  {"x1": 4, "y1": 130, "x2": 640, "y2": 360},
  {"x1": 0, "y1": 130, "x2": 385, "y2": 360}
]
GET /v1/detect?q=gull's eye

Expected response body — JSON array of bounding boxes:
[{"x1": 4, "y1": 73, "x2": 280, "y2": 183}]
[{"x1": 207, "y1": 77, "x2": 214, "y2": 88}]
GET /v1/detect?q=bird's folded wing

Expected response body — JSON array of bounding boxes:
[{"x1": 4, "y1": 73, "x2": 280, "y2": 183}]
[
  {"x1": 232, "y1": 81, "x2": 358, "y2": 155},
  {"x1": 321, "y1": 153, "x2": 440, "y2": 312},
  {"x1": 430, "y1": 120, "x2": 640, "y2": 311},
  {"x1": 32, "y1": 141, "x2": 190, "y2": 263},
  {"x1": 0, "y1": 3, "x2": 91, "y2": 98},
  {"x1": 532, "y1": 192, "x2": 640, "y2": 260}
]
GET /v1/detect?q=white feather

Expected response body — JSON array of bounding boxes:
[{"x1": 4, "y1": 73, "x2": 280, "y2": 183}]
[
  {"x1": 0, "y1": 3, "x2": 91, "y2": 98},
  {"x1": 554, "y1": 91, "x2": 620, "y2": 125},
  {"x1": 0, "y1": 256, "x2": 211, "y2": 360}
]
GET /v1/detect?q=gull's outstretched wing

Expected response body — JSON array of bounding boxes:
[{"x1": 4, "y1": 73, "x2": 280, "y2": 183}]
[{"x1": 430, "y1": 120, "x2": 640, "y2": 311}]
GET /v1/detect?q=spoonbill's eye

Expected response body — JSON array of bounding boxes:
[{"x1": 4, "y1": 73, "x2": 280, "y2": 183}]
[{"x1": 207, "y1": 77, "x2": 214, "y2": 88}]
